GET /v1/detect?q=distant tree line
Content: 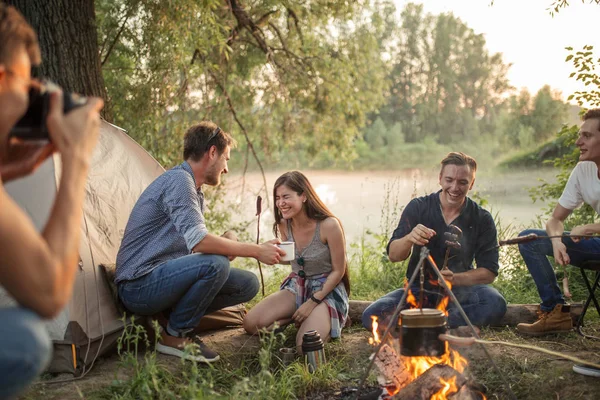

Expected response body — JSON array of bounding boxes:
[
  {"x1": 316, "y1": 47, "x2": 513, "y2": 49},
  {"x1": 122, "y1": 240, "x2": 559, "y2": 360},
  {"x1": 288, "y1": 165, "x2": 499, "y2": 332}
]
[{"x1": 10, "y1": 1, "x2": 572, "y2": 173}]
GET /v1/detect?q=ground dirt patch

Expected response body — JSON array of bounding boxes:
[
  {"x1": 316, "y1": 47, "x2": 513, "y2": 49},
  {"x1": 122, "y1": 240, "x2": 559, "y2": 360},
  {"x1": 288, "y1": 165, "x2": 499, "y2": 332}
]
[{"x1": 20, "y1": 323, "x2": 600, "y2": 399}]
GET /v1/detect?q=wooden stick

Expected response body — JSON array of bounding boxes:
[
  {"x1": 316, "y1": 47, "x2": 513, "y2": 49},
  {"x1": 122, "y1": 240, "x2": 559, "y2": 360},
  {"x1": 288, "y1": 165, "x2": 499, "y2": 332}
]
[
  {"x1": 256, "y1": 196, "x2": 265, "y2": 297},
  {"x1": 439, "y1": 334, "x2": 600, "y2": 369}
]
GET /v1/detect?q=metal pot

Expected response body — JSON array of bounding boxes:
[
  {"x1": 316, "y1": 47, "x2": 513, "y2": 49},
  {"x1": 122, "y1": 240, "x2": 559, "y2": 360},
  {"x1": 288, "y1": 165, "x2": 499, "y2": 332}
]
[{"x1": 400, "y1": 308, "x2": 447, "y2": 357}]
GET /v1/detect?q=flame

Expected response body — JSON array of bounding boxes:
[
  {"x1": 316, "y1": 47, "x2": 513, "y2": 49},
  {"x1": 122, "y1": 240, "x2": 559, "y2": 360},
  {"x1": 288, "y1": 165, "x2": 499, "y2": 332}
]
[
  {"x1": 402, "y1": 342, "x2": 468, "y2": 380},
  {"x1": 436, "y1": 292, "x2": 450, "y2": 316},
  {"x1": 406, "y1": 287, "x2": 418, "y2": 308},
  {"x1": 430, "y1": 376, "x2": 458, "y2": 400},
  {"x1": 368, "y1": 316, "x2": 381, "y2": 345}
]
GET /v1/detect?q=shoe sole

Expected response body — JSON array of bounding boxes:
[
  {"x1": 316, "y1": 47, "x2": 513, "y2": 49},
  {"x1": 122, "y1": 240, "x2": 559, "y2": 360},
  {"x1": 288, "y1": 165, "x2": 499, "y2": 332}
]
[
  {"x1": 155, "y1": 342, "x2": 220, "y2": 363},
  {"x1": 573, "y1": 364, "x2": 600, "y2": 377},
  {"x1": 517, "y1": 328, "x2": 572, "y2": 337}
]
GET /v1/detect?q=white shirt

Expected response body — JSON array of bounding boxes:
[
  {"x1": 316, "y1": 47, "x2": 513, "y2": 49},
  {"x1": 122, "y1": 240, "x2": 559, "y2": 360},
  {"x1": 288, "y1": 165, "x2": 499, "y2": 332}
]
[{"x1": 558, "y1": 161, "x2": 600, "y2": 214}]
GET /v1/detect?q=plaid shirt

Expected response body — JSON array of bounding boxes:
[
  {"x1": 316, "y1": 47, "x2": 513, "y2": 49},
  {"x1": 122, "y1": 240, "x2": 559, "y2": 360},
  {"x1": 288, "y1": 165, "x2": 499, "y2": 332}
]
[
  {"x1": 281, "y1": 272, "x2": 349, "y2": 338},
  {"x1": 115, "y1": 162, "x2": 208, "y2": 283}
]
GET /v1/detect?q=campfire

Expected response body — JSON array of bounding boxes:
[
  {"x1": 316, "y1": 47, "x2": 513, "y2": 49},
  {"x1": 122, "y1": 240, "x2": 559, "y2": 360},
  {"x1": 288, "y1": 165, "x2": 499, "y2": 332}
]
[{"x1": 369, "y1": 279, "x2": 486, "y2": 400}]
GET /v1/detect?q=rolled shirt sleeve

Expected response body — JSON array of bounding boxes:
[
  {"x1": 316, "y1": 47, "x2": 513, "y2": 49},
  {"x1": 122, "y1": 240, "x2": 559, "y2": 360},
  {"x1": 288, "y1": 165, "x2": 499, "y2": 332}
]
[{"x1": 162, "y1": 170, "x2": 209, "y2": 251}]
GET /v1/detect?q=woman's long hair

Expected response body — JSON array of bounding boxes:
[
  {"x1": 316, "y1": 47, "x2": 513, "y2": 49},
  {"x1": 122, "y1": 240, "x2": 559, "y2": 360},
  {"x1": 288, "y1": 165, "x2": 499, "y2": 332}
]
[{"x1": 272, "y1": 171, "x2": 350, "y2": 294}]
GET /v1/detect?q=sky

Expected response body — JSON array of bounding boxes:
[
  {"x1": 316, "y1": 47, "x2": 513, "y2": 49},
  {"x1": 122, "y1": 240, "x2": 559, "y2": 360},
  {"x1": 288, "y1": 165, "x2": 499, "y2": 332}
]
[{"x1": 392, "y1": 0, "x2": 600, "y2": 103}]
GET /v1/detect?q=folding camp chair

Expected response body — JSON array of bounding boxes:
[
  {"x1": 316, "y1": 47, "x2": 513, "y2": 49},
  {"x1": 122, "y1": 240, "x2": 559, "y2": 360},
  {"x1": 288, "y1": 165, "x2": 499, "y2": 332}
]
[{"x1": 574, "y1": 260, "x2": 600, "y2": 339}]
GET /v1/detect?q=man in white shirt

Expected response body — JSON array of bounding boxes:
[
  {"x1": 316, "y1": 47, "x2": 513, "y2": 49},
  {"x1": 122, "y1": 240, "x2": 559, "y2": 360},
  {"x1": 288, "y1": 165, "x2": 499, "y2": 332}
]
[{"x1": 517, "y1": 108, "x2": 600, "y2": 338}]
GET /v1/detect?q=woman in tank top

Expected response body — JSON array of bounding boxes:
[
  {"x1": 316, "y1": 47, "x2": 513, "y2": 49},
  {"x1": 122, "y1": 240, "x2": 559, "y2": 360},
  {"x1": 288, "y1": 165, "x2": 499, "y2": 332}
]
[{"x1": 243, "y1": 171, "x2": 350, "y2": 352}]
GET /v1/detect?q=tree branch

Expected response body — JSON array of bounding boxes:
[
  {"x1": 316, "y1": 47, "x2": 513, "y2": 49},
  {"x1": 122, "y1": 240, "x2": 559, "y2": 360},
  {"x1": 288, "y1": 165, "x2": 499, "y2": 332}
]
[
  {"x1": 286, "y1": 7, "x2": 304, "y2": 46},
  {"x1": 203, "y1": 65, "x2": 270, "y2": 207},
  {"x1": 101, "y1": 7, "x2": 133, "y2": 66}
]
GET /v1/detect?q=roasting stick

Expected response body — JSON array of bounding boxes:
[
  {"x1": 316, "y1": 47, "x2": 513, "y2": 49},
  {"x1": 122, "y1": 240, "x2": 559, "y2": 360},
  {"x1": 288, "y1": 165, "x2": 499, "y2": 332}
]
[
  {"x1": 256, "y1": 196, "x2": 266, "y2": 297},
  {"x1": 439, "y1": 334, "x2": 600, "y2": 370}
]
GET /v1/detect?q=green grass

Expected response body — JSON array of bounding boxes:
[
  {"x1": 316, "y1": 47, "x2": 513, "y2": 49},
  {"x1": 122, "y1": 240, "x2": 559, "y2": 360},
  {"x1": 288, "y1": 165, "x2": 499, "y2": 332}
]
[{"x1": 84, "y1": 321, "x2": 375, "y2": 400}]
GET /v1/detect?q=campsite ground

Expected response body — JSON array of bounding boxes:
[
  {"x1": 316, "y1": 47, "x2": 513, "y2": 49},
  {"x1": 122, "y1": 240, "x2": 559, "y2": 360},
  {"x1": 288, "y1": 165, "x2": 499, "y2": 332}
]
[{"x1": 22, "y1": 320, "x2": 600, "y2": 400}]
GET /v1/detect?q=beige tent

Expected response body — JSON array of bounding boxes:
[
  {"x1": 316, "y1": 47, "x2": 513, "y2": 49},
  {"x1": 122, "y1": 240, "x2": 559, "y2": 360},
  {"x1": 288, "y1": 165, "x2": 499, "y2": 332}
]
[{"x1": 1, "y1": 121, "x2": 165, "y2": 375}]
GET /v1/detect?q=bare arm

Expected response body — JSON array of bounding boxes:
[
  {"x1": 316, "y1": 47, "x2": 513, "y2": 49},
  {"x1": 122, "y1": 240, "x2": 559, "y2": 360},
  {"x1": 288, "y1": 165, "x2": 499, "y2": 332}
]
[
  {"x1": 441, "y1": 267, "x2": 496, "y2": 287},
  {"x1": 0, "y1": 95, "x2": 103, "y2": 318},
  {"x1": 388, "y1": 224, "x2": 435, "y2": 262},
  {"x1": 546, "y1": 204, "x2": 572, "y2": 266},
  {"x1": 192, "y1": 233, "x2": 284, "y2": 265}
]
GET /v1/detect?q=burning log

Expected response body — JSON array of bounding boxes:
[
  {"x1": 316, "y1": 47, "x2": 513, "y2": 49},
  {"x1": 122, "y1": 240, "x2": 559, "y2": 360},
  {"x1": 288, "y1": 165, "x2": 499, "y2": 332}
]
[
  {"x1": 391, "y1": 364, "x2": 481, "y2": 400},
  {"x1": 348, "y1": 300, "x2": 583, "y2": 327},
  {"x1": 373, "y1": 343, "x2": 412, "y2": 390}
]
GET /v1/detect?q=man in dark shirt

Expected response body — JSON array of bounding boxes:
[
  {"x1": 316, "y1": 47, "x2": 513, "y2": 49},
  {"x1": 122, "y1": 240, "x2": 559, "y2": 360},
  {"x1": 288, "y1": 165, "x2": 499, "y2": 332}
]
[{"x1": 362, "y1": 152, "x2": 507, "y2": 332}]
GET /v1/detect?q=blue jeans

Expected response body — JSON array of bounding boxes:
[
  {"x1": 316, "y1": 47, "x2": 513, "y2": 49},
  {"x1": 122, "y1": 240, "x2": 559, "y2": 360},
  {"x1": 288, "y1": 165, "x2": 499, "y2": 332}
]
[
  {"x1": 518, "y1": 228, "x2": 600, "y2": 312},
  {"x1": 362, "y1": 284, "x2": 507, "y2": 331},
  {"x1": 118, "y1": 254, "x2": 259, "y2": 337},
  {"x1": 0, "y1": 308, "x2": 52, "y2": 399}
]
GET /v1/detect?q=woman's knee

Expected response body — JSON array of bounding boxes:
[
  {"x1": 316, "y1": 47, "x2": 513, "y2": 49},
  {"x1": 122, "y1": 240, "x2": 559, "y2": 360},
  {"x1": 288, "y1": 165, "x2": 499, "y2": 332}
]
[
  {"x1": 242, "y1": 310, "x2": 264, "y2": 334},
  {"x1": 242, "y1": 314, "x2": 258, "y2": 334}
]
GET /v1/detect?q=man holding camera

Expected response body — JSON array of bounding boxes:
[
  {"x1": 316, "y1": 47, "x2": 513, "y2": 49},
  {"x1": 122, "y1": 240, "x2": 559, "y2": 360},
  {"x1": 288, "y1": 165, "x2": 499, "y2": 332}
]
[
  {"x1": 0, "y1": 5, "x2": 103, "y2": 398},
  {"x1": 116, "y1": 121, "x2": 285, "y2": 363}
]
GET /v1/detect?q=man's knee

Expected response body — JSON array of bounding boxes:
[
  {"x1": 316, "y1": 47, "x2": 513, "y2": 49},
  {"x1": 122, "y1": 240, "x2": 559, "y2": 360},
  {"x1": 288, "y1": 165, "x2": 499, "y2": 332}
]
[
  {"x1": 0, "y1": 310, "x2": 52, "y2": 398},
  {"x1": 362, "y1": 302, "x2": 382, "y2": 330},
  {"x1": 205, "y1": 255, "x2": 231, "y2": 283},
  {"x1": 490, "y1": 291, "x2": 508, "y2": 321},
  {"x1": 518, "y1": 228, "x2": 545, "y2": 251},
  {"x1": 480, "y1": 287, "x2": 507, "y2": 324},
  {"x1": 240, "y1": 271, "x2": 260, "y2": 301},
  {"x1": 12, "y1": 309, "x2": 52, "y2": 366}
]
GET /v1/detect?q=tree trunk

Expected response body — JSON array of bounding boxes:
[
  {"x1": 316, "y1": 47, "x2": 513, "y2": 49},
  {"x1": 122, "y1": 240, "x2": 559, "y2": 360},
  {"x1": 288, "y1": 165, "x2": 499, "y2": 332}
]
[{"x1": 7, "y1": 0, "x2": 111, "y2": 121}]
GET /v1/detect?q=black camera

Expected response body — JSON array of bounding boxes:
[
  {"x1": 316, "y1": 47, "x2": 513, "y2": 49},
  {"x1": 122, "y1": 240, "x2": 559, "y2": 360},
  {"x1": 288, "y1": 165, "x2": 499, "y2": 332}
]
[{"x1": 10, "y1": 81, "x2": 88, "y2": 140}]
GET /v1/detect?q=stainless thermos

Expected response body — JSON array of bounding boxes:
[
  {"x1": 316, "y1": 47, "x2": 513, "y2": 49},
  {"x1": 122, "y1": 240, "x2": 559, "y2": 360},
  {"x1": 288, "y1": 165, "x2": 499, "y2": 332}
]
[{"x1": 301, "y1": 330, "x2": 326, "y2": 372}]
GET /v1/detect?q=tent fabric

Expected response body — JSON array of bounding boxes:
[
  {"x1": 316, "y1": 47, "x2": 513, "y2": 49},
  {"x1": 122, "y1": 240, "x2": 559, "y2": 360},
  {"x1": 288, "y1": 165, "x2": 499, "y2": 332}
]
[
  {"x1": 1, "y1": 121, "x2": 165, "y2": 374},
  {"x1": 2, "y1": 121, "x2": 249, "y2": 375}
]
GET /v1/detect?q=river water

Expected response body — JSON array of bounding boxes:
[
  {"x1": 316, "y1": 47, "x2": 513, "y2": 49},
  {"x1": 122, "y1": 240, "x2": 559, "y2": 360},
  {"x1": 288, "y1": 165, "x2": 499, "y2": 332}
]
[{"x1": 222, "y1": 168, "x2": 558, "y2": 244}]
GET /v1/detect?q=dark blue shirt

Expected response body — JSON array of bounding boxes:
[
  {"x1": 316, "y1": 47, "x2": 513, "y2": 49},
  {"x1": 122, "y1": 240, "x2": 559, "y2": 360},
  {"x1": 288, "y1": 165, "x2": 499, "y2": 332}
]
[
  {"x1": 115, "y1": 162, "x2": 208, "y2": 283},
  {"x1": 387, "y1": 191, "x2": 499, "y2": 282}
]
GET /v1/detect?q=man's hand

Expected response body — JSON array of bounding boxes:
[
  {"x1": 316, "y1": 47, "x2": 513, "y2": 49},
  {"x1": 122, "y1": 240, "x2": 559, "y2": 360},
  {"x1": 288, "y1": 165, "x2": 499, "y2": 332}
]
[
  {"x1": 258, "y1": 238, "x2": 285, "y2": 265},
  {"x1": 292, "y1": 300, "x2": 318, "y2": 326},
  {"x1": 570, "y1": 225, "x2": 594, "y2": 243},
  {"x1": 551, "y1": 239, "x2": 570, "y2": 266},
  {"x1": 408, "y1": 224, "x2": 436, "y2": 246},
  {"x1": 440, "y1": 268, "x2": 454, "y2": 284},
  {"x1": 46, "y1": 91, "x2": 103, "y2": 164},
  {"x1": 0, "y1": 139, "x2": 55, "y2": 182}
]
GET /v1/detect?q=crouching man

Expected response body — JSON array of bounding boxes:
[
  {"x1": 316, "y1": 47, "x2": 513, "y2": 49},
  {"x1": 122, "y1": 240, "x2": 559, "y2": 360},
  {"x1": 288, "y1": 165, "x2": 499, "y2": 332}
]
[{"x1": 115, "y1": 122, "x2": 285, "y2": 363}]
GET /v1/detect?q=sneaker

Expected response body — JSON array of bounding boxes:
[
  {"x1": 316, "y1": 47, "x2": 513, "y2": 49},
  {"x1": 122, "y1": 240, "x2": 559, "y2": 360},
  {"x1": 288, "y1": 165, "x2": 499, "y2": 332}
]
[
  {"x1": 156, "y1": 335, "x2": 220, "y2": 363},
  {"x1": 573, "y1": 364, "x2": 600, "y2": 377},
  {"x1": 516, "y1": 304, "x2": 572, "y2": 336}
]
